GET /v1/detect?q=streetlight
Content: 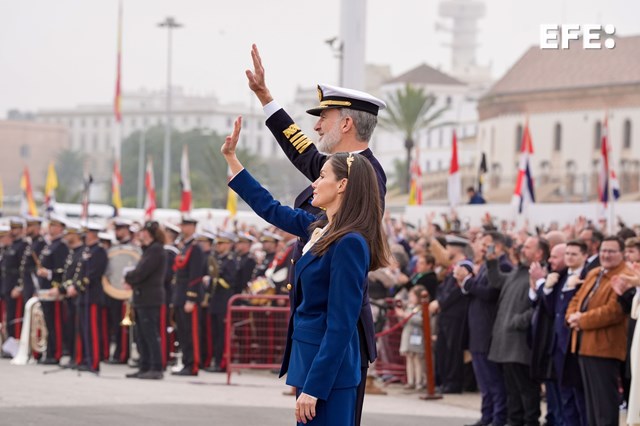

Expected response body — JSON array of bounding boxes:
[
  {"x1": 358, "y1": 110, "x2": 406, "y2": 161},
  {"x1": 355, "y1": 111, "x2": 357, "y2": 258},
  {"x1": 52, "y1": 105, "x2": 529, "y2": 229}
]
[
  {"x1": 325, "y1": 36, "x2": 344, "y2": 86},
  {"x1": 158, "y1": 16, "x2": 183, "y2": 208}
]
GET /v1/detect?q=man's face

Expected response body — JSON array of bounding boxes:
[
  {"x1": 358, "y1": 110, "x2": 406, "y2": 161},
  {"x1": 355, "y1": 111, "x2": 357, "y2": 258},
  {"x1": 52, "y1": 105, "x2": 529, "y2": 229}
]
[
  {"x1": 262, "y1": 241, "x2": 277, "y2": 254},
  {"x1": 215, "y1": 241, "x2": 232, "y2": 254},
  {"x1": 48, "y1": 223, "x2": 64, "y2": 238},
  {"x1": 235, "y1": 241, "x2": 251, "y2": 255},
  {"x1": 115, "y1": 227, "x2": 130, "y2": 242},
  {"x1": 599, "y1": 240, "x2": 624, "y2": 270},
  {"x1": 548, "y1": 244, "x2": 566, "y2": 272},
  {"x1": 10, "y1": 227, "x2": 23, "y2": 239},
  {"x1": 520, "y1": 237, "x2": 541, "y2": 266},
  {"x1": 624, "y1": 246, "x2": 640, "y2": 263},
  {"x1": 314, "y1": 108, "x2": 344, "y2": 154},
  {"x1": 180, "y1": 223, "x2": 195, "y2": 238},
  {"x1": 564, "y1": 245, "x2": 587, "y2": 269},
  {"x1": 27, "y1": 224, "x2": 40, "y2": 237},
  {"x1": 578, "y1": 229, "x2": 599, "y2": 256}
]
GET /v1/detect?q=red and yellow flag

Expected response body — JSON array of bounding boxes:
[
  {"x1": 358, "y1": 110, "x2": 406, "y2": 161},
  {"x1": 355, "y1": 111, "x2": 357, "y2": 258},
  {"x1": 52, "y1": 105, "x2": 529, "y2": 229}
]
[
  {"x1": 112, "y1": 161, "x2": 123, "y2": 211},
  {"x1": 20, "y1": 166, "x2": 38, "y2": 216},
  {"x1": 44, "y1": 161, "x2": 58, "y2": 211},
  {"x1": 113, "y1": 0, "x2": 123, "y2": 123}
]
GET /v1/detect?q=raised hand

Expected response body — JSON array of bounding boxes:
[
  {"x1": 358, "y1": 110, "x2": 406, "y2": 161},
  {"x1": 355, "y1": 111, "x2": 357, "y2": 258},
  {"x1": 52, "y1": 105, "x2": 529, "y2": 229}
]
[
  {"x1": 221, "y1": 116, "x2": 244, "y2": 176},
  {"x1": 245, "y1": 44, "x2": 273, "y2": 106}
]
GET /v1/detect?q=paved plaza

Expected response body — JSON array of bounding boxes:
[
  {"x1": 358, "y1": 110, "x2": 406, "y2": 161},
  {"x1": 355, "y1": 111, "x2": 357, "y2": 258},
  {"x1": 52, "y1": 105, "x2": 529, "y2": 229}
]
[{"x1": 0, "y1": 358, "x2": 480, "y2": 425}]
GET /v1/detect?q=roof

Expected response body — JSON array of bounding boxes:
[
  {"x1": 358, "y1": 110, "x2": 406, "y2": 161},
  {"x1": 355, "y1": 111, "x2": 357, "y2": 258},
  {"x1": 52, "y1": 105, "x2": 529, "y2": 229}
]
[
  {"x1": 385, "y1": 63, "x2": 465, "y2": 87},
  {"x1": 486, "y1": 34, "x2": 640, "y2": 97}
]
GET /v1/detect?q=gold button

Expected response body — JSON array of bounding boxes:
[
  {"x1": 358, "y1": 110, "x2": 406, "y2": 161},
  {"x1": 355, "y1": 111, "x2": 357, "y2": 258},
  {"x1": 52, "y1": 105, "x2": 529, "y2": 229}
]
[
  {"x1": 286, "y1": 283, "x2": 292, "y2": 291},
  {"x1": 290, "y1": 259, "x2": 294, "y2": 264}
]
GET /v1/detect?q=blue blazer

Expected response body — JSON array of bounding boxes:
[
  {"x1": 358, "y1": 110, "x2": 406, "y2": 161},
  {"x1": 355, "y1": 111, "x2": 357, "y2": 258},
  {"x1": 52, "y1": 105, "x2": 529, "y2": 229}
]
[{"x1": 229, "y1": 169, "x2": 368, "y2": 400}]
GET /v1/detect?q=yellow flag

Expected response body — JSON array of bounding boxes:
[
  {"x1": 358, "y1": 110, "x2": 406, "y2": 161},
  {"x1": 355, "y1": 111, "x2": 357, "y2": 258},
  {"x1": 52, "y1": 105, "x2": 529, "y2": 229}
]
[
  {"x1": 226, "y1": 188, "x2": 237, "y2": 218},
  {"x1": 44, "y1": 161, "x2": 58, "y2": 205},
  {"x1": 20, "y1": 166, "x2": 38, "y2": 216}
]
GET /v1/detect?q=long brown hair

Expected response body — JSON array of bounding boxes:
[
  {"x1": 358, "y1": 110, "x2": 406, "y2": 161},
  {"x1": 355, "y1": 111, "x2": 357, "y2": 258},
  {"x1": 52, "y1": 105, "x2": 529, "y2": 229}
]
[{"x1": 311, "y1": 153, "x2": 390, "y2": 270}]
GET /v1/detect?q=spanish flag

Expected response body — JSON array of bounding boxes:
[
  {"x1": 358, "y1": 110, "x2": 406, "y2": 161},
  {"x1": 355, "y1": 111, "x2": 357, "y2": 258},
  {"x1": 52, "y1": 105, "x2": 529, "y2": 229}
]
[
  {"x1": 20, "y1": 166, "x2": 38, "y2": 217},
  {"x1": 112, "y1": 161, "x2": 123, "y2": 213},
  {"x1": 44, "y1": 161, "x2": 58, "y2": 212},
  {"x1": 113, "y1": 0, "x2": 123, "y2": 123}
]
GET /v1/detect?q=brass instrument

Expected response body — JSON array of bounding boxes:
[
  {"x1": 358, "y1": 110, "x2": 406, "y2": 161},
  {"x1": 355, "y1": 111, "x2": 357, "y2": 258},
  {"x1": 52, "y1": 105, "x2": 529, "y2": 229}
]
[
  {"x1": 121, "y1": 302, "x2": 134, "y2": 327},
  {"x1": 102, "y1": 246, "x2": 140, "y2": 327}
]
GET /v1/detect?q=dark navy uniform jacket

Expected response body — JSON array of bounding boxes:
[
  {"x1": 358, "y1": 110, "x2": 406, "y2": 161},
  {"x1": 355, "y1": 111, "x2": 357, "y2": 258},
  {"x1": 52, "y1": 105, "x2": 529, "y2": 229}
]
[
  {"x1": 173, "y1": 237, "x2": 204, "y2": 306},
  {"x1": 2, "y1": 238, "x2": 28, "y2": 297},
  {"x1": 163, "y1": 244, "x2": 179, "y2": 306},
  {"x1": 23, "y1": 236, "x2": 46, "y2": 299},
  {"x1": 38, "y1": 236, "x2": 69, "y2": 291},
  {"x1": 265, "y1": 107, "x2": 386, "y2": 364},
  {"x1": 230, "y1": 169, "x2": 367, "y2": 400},
  {"x1": 60, "y1": 245, "x2": 85, "y2": 295},
  {"x1": 78, "y1": 242, "x2": 108, "y2": 305},
  {"x1": 209, "y1": 251, "x2": 237, "y2": 315}
]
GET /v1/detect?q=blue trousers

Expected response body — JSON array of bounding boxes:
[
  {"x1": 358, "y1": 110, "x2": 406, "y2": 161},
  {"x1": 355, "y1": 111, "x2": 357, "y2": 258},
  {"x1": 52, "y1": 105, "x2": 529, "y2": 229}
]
[
  {"x1": 559, "y1": 383, "x2": 587, "y2": 426},
  {"x1": 295, "y1": 387, "x2": 356, "y2": 426},
  {"x1": 471, "y1": 352, "x2": 507, "y2": 426}
]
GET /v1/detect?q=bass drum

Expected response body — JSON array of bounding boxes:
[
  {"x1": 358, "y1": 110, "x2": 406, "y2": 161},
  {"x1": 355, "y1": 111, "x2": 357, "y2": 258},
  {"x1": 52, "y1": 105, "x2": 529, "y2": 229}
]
[
  {"x1": 102, "y1": 246, "x2": 141, "y2": 300},
  {"x1": 248, "y1": 277, "x2": 276, "y2": 306}
]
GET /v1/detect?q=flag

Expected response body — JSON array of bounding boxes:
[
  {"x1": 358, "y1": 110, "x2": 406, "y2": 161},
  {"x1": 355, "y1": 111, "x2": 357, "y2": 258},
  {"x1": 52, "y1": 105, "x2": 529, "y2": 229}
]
[
  {"x1": 477, "y1": 152, "x2": 488, "y2": 194},
  {"x1": 447, "y1": 130, "x2": 461, "y2": 207},
  {"x1": 180, "y1": 145, "x2": 192, "y2": 213},
  {"x1": 20, "y1": 166, "x2": 38, "y2": 217},
  {"x1": 43, "y1": 161, "x2": 58, "y2": 215},
  {"x1": 144, "y1": 158, "x2": 157, "y2": 220},
  {"x1": 408, "y1": 147, "x2": 423, "y2": 206},
  {"x1": 611, "y1": 170, "x2": 620, "y2": 201},
  {"x1": 512, "y1": 123, "x2": 536, "y2": 214},
  {"x1": 113, "y1": 0, "x2": 123, "y2": 123},
  {"x1": 81, "y1": 175, "x2": 93, "y2": 225},
  {"x1": 112, "y1": 161, "x2": 123, "y2": 215},
  {"x1": 226, "y1": 165, "x2": 237, "y2": 218},
  {"x1": 598, "y1": 116, "x2": 614, "y2": 208}
]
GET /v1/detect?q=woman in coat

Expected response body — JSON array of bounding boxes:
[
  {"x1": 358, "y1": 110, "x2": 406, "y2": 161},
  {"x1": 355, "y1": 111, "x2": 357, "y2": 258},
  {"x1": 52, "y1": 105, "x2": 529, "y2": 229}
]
[
  {"x1": 124, "y1": 221, "x2": 167, "y2": 379},
  {"x1": 222, "y1": 117, "x2": 389, "y2": 425}
]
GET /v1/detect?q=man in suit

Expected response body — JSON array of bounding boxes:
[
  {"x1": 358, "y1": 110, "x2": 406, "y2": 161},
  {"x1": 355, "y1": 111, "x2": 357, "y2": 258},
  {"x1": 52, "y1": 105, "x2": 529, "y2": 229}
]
[
  {"x1": 539, "y1": 240, "x2": 588, "y2": 426},
  {"x1": 462, "y1": 231, "x2": 512, "y2": 426},
  {"x1": 578, "y1": 228, "x2": 602, "y2": 277},
  {"x1": 246, "y1": 44, "x2": 387, "y2": 425},
  {"x1": 566, "y1": 236, "x2": 630, "y2": 426}
]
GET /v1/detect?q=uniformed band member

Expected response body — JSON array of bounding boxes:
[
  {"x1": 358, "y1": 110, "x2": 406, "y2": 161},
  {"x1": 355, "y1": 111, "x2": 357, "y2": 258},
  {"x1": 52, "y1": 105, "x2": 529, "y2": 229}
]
[
  {"x1": 171, "y1": 216, "x2": 204, "y2": 376},
  {"x1": 235, "y1": 232, "x2": 256, "y2": 294},
  {"x1": 247, "y1": 45, "x2": 387, "y2": 424},
  {"x1": 124, "y1": 221, "x2": 167, "y2": 380},
  {"x1": 76, "y1": 223, "x2": 108, "y2": 373},
  {"x1": 162, "y1": 222, "x2": 181, "y2": 368},
  {"x1": 252, "y1": 231, "x2": 282, "y2": 280},
  {"x1": 196, "y1": 231, "x2": 217, "y2": 370},
  {"x1": 205, "y1": 231, "x2": 238, "y2": 373},
  {"x1": 106, "y1": 218, "x2": 138, "y2": 364},
  {"x1": 2, "y1": 218, "x2": 29, "y2": 339},
  {"x1": 36, "y1": 215, "x2": 69, "y2": 364},
  {"x1": 54, "y1": 221, "x2": 85, "y2": 367},
  {"x1": 0, "y1": 225, "x2": 12, "y2": 348},
  {"x1": 23, "y1": 216, "x2": 46, "y2": 303}
]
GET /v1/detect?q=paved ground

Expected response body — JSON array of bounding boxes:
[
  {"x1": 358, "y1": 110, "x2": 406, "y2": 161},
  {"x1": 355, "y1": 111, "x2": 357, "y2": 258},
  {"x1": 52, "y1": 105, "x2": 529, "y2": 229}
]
[{"x1": 0, "y1": 358, "x2": 481, "y2": 425}]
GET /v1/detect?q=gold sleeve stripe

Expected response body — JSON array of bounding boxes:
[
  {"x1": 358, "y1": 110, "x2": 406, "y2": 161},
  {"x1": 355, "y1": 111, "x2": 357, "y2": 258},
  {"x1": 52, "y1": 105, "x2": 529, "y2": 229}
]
[
  {"x1": 293, "y1": 137, "x2": 310, "y2": 150},
  {"x1": 298, "y1": 141, "x2": 312, "y2": 153},
  {"x1": 283, "y1": 124, "x2": 301, "y2": 139},
  {"x1": 290, "y1": 132, "x2": 305, "y2": 144},
  {"x1": 321, "y1": 100, "x2": 352, "y2": 107}
]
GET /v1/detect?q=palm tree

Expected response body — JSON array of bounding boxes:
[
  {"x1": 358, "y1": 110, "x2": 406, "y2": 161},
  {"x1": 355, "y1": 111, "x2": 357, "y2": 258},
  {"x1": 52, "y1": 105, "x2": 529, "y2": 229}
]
[{"x1": 380, "y1": 83, "x2": 449, "y2": 193}]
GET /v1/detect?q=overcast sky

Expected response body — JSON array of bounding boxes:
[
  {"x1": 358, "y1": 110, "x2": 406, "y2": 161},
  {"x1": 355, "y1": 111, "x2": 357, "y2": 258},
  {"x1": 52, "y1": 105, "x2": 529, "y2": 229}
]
[{"x1": 1, "y1": 0, "x2": 639, "y2": 116}]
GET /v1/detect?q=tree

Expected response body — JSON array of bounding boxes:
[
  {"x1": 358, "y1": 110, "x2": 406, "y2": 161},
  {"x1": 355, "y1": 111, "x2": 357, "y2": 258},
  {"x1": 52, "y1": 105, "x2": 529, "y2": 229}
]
[
  {"x1": 55, "y1": 149, "x2": 87, "y2": 203},
  {"x1": 379, "y1": 83, "x2": 449, "y2": 193}
]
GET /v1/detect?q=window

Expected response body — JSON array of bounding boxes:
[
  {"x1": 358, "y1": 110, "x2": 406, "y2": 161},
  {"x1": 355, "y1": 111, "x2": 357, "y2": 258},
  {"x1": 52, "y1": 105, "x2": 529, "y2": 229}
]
[
  {"x1": 554, "y1": 123, "x2": 562, "y2": 152},
  {"x1": 19, "y1": 144, "x2": 30, "y2": 159},
  {"x1": 438, "y1": 128, "x2": 443, "y2": 148},
  {"x1": 624, "y1": 119, "x2": 632, "y2": 149},
  {"x1": 437, "y1": 160, "x2": 442, "y2": 171},
  {"x1": 80, "y1": 118, "x2": 85, "y2": 128},
  {"x1": 594, "y1": 121, "x2": 602, "y2": 150},
  {"x1": 425, "y1": 161, "x2": 430, "y2": 172},
  {"x1": 515, "y1": 124, "x2": 523, "y2": 152},
  {"x1": 93, "y1": 135, "x2": 99, "y2": 152},
  {"x1": 426, "y1": 130, "x2": 431, "y2": 149},
  {"x1": 93, "y1": 118, "x2": 99, "y2": 127}
]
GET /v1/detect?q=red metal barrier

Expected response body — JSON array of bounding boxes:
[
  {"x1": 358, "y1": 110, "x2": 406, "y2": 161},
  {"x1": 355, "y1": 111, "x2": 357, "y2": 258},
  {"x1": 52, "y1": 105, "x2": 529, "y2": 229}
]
[
  {"x1": 224, "y1": 294, "x2": 290, "y2": 385},
  {"x1": 373, "y1": 298, "x2": 408, "y2": 384}
]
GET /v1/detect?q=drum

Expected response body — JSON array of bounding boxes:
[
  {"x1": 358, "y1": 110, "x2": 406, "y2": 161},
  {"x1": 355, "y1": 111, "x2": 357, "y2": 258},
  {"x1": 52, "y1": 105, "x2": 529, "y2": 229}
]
[
  {"x1": 248, "y1": 277, "x2": 276, "y2": 306},
  {"x1": 102, "y1": 246, "x2": 141, "y2": 300}
]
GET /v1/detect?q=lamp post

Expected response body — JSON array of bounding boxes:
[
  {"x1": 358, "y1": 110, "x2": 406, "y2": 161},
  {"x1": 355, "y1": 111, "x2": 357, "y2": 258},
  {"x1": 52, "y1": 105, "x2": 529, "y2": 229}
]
[
  {"x1": 158, "y1": 16, "x2": 182, "y2": 208},
  {"x1": 325, "y1": 36, "x2": 343, "y2": 86}
]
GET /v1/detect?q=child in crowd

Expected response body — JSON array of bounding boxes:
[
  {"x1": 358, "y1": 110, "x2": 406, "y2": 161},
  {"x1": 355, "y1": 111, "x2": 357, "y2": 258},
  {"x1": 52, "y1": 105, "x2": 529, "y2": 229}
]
[{"x1": 395, "y1": 285, "x2": 427, "y2": 391}]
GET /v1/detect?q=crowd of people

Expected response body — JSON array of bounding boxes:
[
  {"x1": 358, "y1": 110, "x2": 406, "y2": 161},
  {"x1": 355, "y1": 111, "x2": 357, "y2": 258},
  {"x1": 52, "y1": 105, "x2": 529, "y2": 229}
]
[{"x1": 375, "y1": 212, "x2": 640, "y2": 426}]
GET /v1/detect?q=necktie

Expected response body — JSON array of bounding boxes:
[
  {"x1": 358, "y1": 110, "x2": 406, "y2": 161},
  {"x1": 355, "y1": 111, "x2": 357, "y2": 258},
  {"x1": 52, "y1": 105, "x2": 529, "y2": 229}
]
[{"x1": 580, "y1": 269, "x2": 605, "y2": 312}]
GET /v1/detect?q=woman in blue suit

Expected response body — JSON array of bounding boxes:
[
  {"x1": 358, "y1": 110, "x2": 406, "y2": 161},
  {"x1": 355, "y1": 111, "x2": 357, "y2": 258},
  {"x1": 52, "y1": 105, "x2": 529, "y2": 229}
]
[{"x1": 222, "y1": 117, "x2": 389, "y2": 425}]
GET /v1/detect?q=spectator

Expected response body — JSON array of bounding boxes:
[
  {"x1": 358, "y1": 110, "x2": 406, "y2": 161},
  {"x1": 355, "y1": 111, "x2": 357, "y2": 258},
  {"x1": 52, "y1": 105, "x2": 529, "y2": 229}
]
[
  {"x1": 396, "y1": 285, "x2": 427, "y2": 392},
  {"x1": 467, "y1": 186, "x2": 486, "y2": 205}
]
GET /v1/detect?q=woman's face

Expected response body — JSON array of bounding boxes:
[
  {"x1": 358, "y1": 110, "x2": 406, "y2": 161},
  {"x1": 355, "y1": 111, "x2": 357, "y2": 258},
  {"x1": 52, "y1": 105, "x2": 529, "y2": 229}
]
[{"x1": 311, "y1": 161, "x2": 345, "y2": 210}]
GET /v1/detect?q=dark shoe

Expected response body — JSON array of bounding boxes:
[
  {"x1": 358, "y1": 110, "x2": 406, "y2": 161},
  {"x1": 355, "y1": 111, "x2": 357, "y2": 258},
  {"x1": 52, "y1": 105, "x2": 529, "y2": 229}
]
[
  {"x1": 39, "y1": 358, "x2": 60, "y2": 365},
  {"x1": 105, "y1": 359, "x2": 127, "y2": 365},
  {"x1": 139, "y1": 371, "x2": 163, "y2": 380},
  {"x1": 77, "y1": 364, "x2": 99, "y2": 373},
  {"x1": 441, "y1": 386, "x2": 463, "y2": 394},
  {"x1": 61, "y1": 362, "x2": 77, "y2": 370},
  {"x1": 126, "y1": 370, "x2": 144, "y2": 378},
  {"x1": 203, "y1": 365, "x2": 225, "y2": 373},
  {"x1": 171, "y1": 368, "x2": 197, "y2": 376}
]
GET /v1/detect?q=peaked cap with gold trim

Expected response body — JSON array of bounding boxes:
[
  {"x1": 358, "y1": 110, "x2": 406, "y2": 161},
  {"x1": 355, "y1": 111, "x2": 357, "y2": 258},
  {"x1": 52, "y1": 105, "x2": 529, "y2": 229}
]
[{"x1": 306, "y1": 83, "x2": 386, "y2": 117}]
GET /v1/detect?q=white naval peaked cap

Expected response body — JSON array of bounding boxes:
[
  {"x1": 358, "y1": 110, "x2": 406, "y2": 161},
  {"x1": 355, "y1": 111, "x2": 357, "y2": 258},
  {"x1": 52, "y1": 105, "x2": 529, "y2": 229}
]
[
  {"x1": 306, "y1": 84, "x2": 387, "y2": 117},
  {"x1": 0, "y1": 225, "x2": 10, "y2": 235}
]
